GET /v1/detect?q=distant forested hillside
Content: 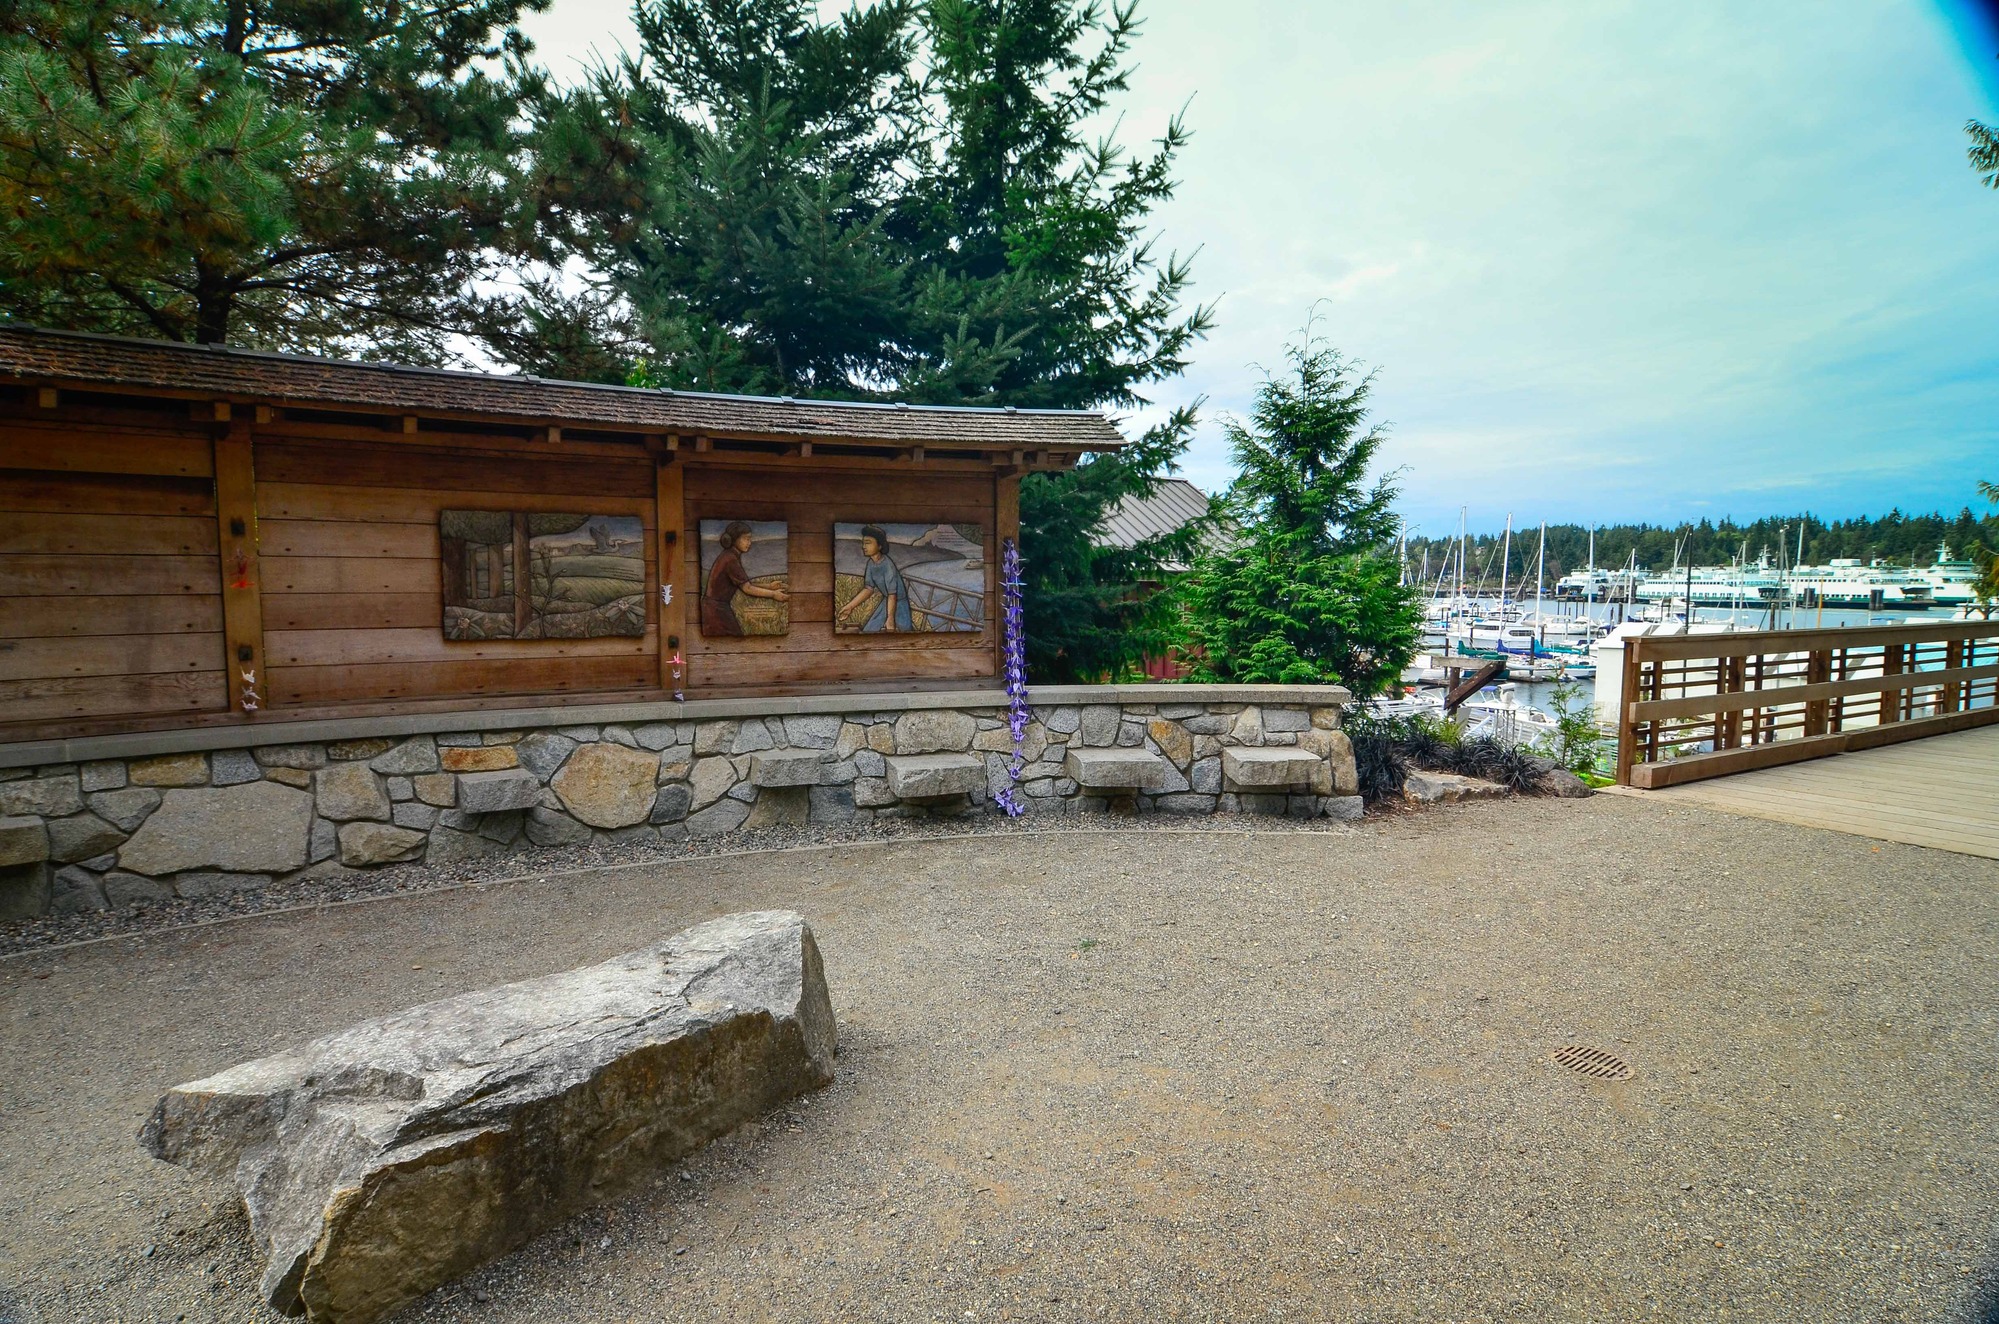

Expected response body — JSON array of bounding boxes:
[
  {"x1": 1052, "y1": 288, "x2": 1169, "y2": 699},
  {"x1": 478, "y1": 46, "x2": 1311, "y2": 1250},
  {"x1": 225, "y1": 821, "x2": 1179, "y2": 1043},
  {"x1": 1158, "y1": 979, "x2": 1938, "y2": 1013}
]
[{"x1": 1401, "y1": 507, "x2": 1999, "y2": 587}]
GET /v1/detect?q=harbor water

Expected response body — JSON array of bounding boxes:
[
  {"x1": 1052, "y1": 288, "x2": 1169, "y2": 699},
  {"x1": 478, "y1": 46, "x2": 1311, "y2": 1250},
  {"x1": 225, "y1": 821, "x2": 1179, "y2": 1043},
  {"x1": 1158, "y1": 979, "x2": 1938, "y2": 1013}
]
[{"x1": 1416, "y1": 597, "x2": 1930, "y2": 722}]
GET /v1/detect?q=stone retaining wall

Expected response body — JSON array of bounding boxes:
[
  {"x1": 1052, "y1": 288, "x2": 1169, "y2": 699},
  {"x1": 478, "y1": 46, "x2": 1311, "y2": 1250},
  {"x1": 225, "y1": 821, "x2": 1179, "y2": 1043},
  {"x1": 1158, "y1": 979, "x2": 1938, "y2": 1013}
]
[{"x1": 0, "y1": 685, "x2": 1355, "y2": 920}]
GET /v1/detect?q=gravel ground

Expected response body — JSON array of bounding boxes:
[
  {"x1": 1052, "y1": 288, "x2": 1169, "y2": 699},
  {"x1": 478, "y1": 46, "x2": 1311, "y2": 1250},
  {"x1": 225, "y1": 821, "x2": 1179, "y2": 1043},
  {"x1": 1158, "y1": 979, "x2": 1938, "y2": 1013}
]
[
  {"x1": 0, "y1": 811, "x2": 1356, "y2": 958},
  {"x1": 2, "y1": 795, "x2": 1996, "y2": 1324}
]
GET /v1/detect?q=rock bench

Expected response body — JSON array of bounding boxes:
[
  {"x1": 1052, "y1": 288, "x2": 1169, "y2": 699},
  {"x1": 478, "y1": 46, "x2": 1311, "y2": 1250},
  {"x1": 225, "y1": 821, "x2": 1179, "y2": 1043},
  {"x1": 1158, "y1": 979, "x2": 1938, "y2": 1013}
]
[
  {"x1": 1221, "y1": 746, "x2": 1325, "y2": 791},
  {"x1": 1064, "y1": 746, "x2": 1170, "y2": 791},
  {"x1": 884, "y1": 753, "x2": 986, "y2": 802},
  {"x1": 141, "y1": 911, "x2": 836, "y2": 1324}
]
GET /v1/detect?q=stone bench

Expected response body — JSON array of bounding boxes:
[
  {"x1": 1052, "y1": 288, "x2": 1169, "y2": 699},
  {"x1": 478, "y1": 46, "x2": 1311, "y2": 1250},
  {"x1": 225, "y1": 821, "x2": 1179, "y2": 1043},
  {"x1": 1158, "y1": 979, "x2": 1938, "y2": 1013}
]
[
  {"x1": 749, "y1": 748, "x2": 829, "y2": 787},
  {"x1": 884, "y1": 753, "x2": 985, "y2": 801},
  {"x1": 1065, "y1": 746, "x2": 1170, "y2": 791},
  {"x1": 1222, "y1": 746, "x2": 1324, "y2": 791},
  {"x1": 141, "y1": 911, "x2": 835, "y2": 1324}
]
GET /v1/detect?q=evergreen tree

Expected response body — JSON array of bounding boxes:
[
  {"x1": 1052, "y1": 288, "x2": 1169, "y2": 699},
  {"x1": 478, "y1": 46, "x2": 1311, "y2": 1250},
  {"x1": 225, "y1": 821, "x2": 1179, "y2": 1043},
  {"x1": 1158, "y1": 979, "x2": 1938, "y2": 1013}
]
[
  {"x1": 1179, "y1": 336, "x2": 1421, "y2": 694},
  {"x1": 516, "y1": 0, "x2": 924, "y2": 388},
  {"x1": 1971, "y1": 117, "x2": 1999, "y2": 189},
  {"x1": 1972, "y1": 480, "x2": 1999, "y2": 619},
  {"x1": 0, "y1": 0, "x2": 545, "y2": 356},
  {"x1": 517, "y1": 0, "x2": 1211, "y2": 679}
]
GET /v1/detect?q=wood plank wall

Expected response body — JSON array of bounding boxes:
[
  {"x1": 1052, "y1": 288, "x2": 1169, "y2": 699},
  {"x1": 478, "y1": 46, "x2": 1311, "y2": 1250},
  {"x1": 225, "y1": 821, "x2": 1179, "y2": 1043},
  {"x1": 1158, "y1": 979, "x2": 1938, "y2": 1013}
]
[
  {"x1": 680, "y1": 463, "x2": 998, "y2": 690},
  {"x1": 0, "y1": 417, "x2": 1008, "y2": 739},
  {"x1": 0, "y1": 420, "x2": 229, "y2": 723},
  {"x1": 253, "y1": 437, "x2": 659, "y2": 707}
]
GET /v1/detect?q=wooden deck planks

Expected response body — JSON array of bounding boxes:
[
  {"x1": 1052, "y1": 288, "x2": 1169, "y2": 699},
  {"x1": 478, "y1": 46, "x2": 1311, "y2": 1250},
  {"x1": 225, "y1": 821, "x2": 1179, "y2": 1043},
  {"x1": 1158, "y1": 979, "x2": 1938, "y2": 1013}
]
[{"x1": 1650, "y1": 725, "x2": 1999, "y2": 859}]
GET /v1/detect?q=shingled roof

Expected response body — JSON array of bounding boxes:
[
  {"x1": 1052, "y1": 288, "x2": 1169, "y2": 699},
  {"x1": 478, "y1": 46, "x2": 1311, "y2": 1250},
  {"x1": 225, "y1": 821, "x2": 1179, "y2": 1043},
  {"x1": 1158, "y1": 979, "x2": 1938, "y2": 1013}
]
[{"x1": 0, "y1": 325, "x2": 1126, "y2": 451}]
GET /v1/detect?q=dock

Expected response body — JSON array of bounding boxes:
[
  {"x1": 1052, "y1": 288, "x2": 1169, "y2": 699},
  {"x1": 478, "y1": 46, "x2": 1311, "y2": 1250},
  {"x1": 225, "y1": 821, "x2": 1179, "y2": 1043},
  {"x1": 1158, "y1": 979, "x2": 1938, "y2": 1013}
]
[{"x1": 1647, "y1": 723, "x2": 1999, "y2": 859}]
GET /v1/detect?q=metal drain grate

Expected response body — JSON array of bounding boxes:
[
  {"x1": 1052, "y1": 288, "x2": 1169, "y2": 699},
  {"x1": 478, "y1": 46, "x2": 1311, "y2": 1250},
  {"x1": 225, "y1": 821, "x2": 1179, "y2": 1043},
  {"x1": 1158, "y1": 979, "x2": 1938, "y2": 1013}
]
[{"x1": 1551, "y1": 1045, "x2": 1634, "y2": 1081}]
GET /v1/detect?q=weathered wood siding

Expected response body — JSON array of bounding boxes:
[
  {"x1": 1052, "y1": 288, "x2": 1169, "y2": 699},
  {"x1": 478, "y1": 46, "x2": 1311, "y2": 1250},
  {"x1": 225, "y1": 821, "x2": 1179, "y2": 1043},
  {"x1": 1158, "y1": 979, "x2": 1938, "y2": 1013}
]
[
  {"x1": 680, "y1": 463, "x2": 997, "y2": 691},
  {"x1": 0, "y1": 420, "x2": 229, "y2": 723},
  {"x1": 254, "y1": 436, "x2": 659, "y2": 708},
  {"x1": 0, "y1": 419, "x2": 1007, "y2": 740}
]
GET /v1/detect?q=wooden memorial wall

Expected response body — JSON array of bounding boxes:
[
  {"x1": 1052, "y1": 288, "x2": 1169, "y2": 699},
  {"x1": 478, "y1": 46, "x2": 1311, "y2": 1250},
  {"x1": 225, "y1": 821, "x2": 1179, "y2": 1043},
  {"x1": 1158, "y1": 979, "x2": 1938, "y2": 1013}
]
[{"x1": 0, "y1": 333, "x2": 1103, "y2": 744}]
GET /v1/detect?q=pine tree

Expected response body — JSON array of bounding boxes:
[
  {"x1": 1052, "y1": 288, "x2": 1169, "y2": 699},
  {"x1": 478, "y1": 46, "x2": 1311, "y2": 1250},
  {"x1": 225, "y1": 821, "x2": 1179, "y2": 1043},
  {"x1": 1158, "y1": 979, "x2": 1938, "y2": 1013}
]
[
  {"x1": 1971, "y1": 118, "x2": 1999, "y2": 189},
  {"x1": 514, "y1": 0, "x2": 924, "y2": 387},
  {"x1": 0, "y1": 0, "x2": 545, "y2": 355},
  {"x1": 516, "y1": 0, "x2": 1211, "y2": 679},
  {"x1": 1179, "y1": 336, "x2": 1421, "y2": 695}
]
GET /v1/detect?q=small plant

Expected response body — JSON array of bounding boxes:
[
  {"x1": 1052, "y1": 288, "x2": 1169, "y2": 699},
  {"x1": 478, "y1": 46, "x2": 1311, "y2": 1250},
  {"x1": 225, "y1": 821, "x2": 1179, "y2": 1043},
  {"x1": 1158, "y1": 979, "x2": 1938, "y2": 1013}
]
[
  {"x1": 1075, "y1": 937, "x2": 1099, "y2": 952},
  {"x1": 1536, "y1": 679, "x2": 1606, "y2": 777},
  {"x1": 1343, "y1": 707, "x2": 1410, "y2": 801},
  {"x1": 1398, "y1": 711, "x2": 1460, "y2": 768},
  {"x1": 1465, "y1": 739, "x2": 1545, "y2": 793}
]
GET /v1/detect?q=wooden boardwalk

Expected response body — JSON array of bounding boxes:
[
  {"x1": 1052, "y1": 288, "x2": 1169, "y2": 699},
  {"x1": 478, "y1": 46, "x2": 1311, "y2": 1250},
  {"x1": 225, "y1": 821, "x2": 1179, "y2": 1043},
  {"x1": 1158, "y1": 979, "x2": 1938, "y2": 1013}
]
[{"x1": 1648, "y1": 724, "x2": 1999, "y2": 859}]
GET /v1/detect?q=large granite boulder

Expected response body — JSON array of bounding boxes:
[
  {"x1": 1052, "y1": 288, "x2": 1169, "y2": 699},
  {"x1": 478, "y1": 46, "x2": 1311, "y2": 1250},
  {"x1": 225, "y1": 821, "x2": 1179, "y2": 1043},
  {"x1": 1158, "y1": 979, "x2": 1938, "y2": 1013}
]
[
  {"x1": 551, "y1": 741, "x2": 658, "y2": 828},
  {"x1": 140, "y1": 911, "x2": 836, "y2": 1324},
  {"x1": 892, "y1": 709, "x2": 977, "y2": 755},
  {"x1": 1403, "y1": 770, "x2": 1510, "y2": 804},
  {"x1": 118, "y1": 782, "x2": 313, "y2": 876},
  {"x1": 884, "y1": 753, "x2": 985, "y2": 800}
]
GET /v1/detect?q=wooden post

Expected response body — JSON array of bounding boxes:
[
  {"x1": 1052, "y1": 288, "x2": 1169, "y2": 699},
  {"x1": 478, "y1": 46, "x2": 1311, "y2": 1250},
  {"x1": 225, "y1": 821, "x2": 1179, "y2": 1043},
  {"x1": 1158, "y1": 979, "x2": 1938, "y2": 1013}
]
[
  {"x1": 511, "y1": 512, "x2": 532, "y2": 637},
  {"x1": 1880, "y1": 643, "x2": 1904, "y2": 725},
  {"x1": 1751, "y1": 653, "x2": 1767, "y2": 744},
  {"x1": 1941, "y1": 639, "x2": 1964, "y2": 714},
  {"x1": 656, "y1": 457, "x2": 685, "y2": 694},
  {"x1": 213, "y1": 421, "x2": 265, "y2": 715},
  {"x1": 1718, "y1": 654, "x2": 1743, "y2": 749},
  {"x1": 1615, "y1": 639, "x2": 1643, "y2": 785},
  {"x1": 1803, "y1": 648, "x2": 1832, "y2": 737}
]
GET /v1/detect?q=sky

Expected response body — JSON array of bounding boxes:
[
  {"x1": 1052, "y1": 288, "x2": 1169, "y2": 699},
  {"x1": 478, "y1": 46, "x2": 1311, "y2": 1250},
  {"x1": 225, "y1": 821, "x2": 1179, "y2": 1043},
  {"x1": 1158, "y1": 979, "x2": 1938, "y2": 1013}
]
[{"x1": 518, "y1": 1, "x2": 1999, "y2": 538}]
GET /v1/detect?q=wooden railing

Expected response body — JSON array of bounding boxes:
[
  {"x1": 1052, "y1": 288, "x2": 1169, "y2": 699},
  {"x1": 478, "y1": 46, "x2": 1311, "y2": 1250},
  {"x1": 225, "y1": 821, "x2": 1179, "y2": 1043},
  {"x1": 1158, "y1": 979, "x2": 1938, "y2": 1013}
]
[{"x1": 1615, "y1": 619, "x2": 1999, "y2": 788}]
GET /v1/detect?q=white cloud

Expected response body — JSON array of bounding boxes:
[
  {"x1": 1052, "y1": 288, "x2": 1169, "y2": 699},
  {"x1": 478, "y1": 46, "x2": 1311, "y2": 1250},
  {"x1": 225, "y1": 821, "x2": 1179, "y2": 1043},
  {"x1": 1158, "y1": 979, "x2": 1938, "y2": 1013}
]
[{"x1": 519, "y1": 0, "x2": 1999, "y2": 528}]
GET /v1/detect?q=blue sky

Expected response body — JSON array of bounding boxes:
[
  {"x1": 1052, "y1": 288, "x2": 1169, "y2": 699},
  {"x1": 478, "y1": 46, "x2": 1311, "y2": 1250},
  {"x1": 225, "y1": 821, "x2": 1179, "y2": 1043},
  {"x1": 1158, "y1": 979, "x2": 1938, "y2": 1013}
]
[{"x1": 522, "y1": 1, "x2": 1999, "y2": 538}]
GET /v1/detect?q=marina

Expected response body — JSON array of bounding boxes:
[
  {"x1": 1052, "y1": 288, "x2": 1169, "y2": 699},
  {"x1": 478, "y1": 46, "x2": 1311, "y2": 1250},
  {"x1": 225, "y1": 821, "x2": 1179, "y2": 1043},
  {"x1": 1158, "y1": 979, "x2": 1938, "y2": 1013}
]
[{"x1": 1390, "y1": 519, "x2": 1994, "y2": 753}]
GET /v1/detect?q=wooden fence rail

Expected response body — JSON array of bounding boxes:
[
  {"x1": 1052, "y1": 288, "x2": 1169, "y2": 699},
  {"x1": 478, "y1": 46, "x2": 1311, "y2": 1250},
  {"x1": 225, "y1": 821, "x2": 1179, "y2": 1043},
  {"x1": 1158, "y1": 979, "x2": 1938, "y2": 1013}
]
[{"x1": 1615, "y1": 619, "x2": 1999, "y2": 789}]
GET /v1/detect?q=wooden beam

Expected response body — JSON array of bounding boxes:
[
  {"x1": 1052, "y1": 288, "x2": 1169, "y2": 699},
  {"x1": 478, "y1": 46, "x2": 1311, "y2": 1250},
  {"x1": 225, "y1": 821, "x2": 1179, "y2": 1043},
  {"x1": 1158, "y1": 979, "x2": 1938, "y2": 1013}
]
[
  {"x1": 1443, "y1": 659, "x2": 1505, "y2": 714},
  {"x1": 1625, "y1": 660, "x2": 1999, "y2": 724},
  {"x1": 797, "y1": 440, "x2": 813, "y2": 458},
  {"x1": 544, "y1": 425, "x2": 562, "y2": 445},
  {"x1": 213, "y1": 421, "x2": 265, "y2": 715},
  {"x1": 694, "y1": 435, "x2": 711, "y2": 453},
  {"x1": 401, "y1": 414, "x2": 418, "y2": 434},
  {"x1": 656, "y1": 458, "x2": 686, "y2": 696},
  {"x1": 511, "y1": 511, "x2": 532, "y2": 637},
  {"x1": 254, "y1": 405, "x2": 275, "y2": 424},
  {"x1": 1628, "y1": 705, "x2": 1999, "y2": 789},
  {"x1": 35, "y1": 387, "x2": 56, "y2": 409},
  {"x1": 193, "y1": 401, "x2": 231, "y2": 423}
]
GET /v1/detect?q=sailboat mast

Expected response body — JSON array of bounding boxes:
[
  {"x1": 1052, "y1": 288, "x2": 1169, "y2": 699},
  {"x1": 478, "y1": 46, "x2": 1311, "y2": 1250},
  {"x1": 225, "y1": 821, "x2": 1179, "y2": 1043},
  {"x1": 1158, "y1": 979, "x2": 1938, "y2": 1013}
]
[
  {"x1": 1498, "y1": 514, "x2": 1513, "y2": 610},
  {"x1": 1586, "y1": 526, "x2": 1596, "y2": 611},
  {"x1": 1534, "y1": 522, "x2": 1546, "y2": 609},
  {"x1": 1456, "y1": 506, "x2": 1466, "y2": 608},
  {"x1": 1533, "y1": 522, "x2": 1547, "y2": 644}
]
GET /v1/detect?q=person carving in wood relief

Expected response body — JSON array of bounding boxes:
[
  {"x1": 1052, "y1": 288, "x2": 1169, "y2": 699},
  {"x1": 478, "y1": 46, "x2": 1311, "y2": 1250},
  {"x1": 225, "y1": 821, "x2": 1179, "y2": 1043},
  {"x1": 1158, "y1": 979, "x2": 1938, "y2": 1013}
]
[
  {"x1": 702, "y1": 520, "x2": 788, "y2": 635},
  {"x1": 841, "y1": 524, "x2": 914, "y2": 632}
]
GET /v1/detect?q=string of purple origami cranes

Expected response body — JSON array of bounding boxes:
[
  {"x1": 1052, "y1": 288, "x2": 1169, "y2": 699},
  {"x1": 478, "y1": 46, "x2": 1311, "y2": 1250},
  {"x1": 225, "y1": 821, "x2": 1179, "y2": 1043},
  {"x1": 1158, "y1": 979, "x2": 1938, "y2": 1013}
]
[{"x1": 994, "y1": 537, "x2": 1029, "y2": 817}]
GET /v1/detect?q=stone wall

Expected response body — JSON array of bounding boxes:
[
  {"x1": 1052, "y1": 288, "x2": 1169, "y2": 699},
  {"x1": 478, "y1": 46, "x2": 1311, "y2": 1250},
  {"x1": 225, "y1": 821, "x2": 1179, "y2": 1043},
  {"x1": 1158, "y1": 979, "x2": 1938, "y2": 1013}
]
[{"x1": 0, "y1": 685, "x2": 1355, "y2": 921}]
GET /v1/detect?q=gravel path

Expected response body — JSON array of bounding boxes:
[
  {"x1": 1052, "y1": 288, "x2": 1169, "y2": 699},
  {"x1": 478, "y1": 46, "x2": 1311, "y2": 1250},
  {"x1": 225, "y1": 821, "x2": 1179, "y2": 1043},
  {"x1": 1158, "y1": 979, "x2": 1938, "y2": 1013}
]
[
  {"x1": 2, "y1": 795, "x2": 1995, "y2": 1323},
  {"x1": 0, "y1": 812, "x2": 1351, "y2": 958}
]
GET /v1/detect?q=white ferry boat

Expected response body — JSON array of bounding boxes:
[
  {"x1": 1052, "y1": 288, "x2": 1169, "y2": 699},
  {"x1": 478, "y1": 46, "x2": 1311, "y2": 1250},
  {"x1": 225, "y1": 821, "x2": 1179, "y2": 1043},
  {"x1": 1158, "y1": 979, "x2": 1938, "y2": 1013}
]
[
  {"x1": 1634, "y1": 562, "x2": 1786, "y2": 607},
  {"x1": 1783, "y1": 558, "x2": 1932, "y2": 609},
  {"x1": 1911, "y1": 543, "x2": 1981, "y2": 609},
  {"x1": 1554, "y1": 567, "x2": 1645, "y2": 601}
]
